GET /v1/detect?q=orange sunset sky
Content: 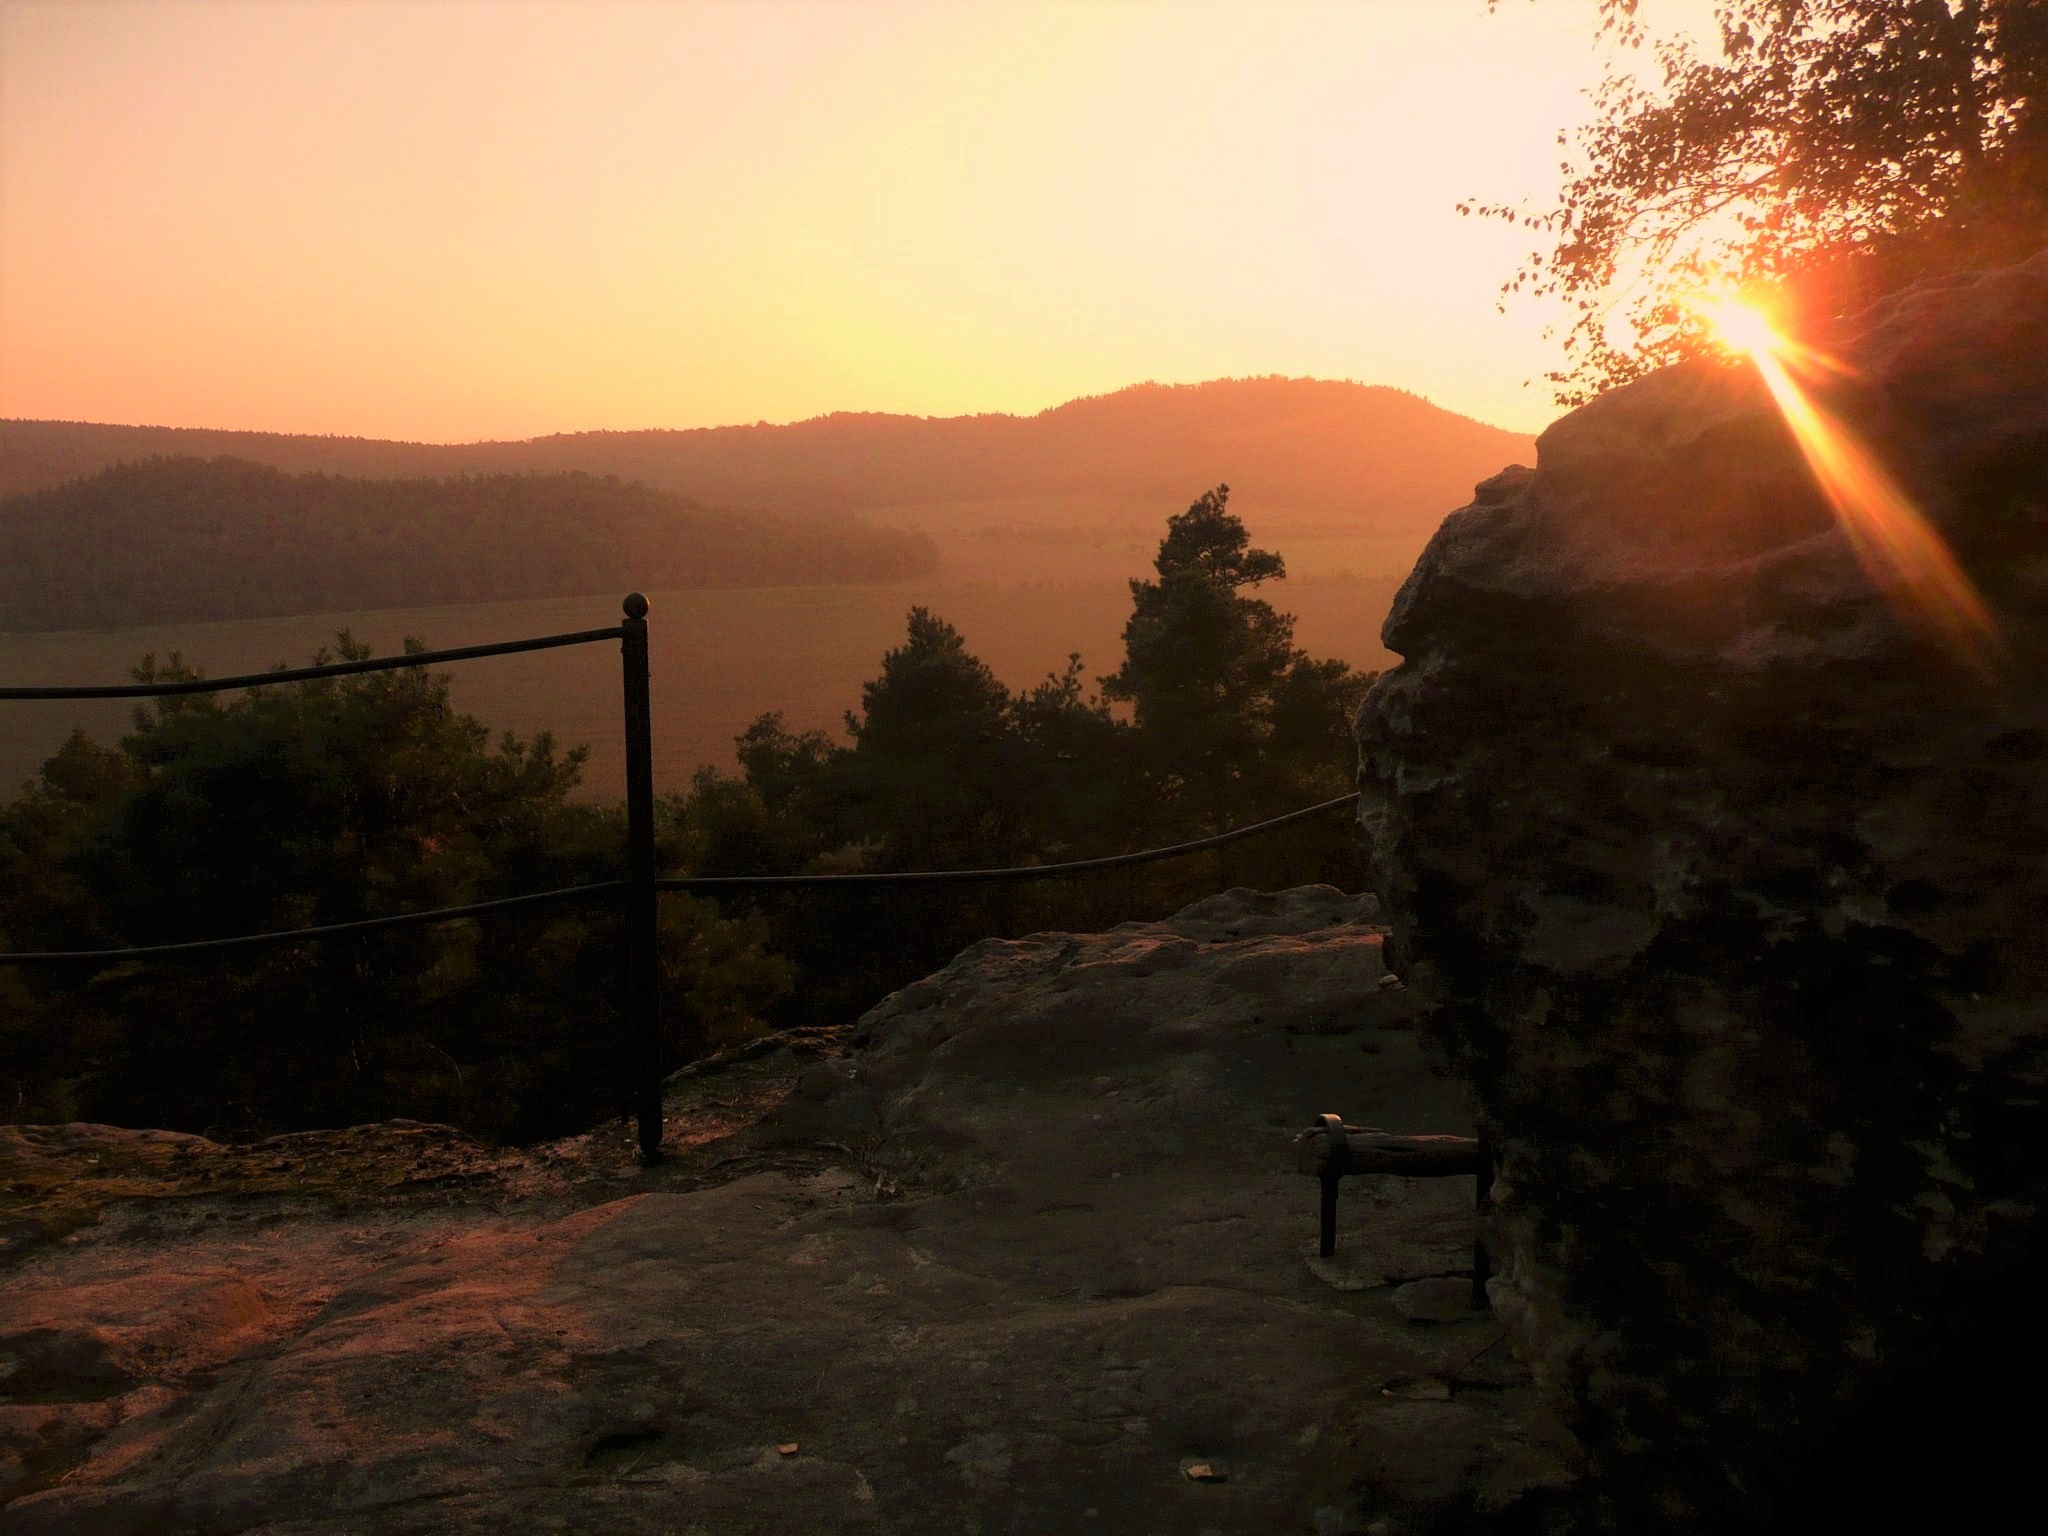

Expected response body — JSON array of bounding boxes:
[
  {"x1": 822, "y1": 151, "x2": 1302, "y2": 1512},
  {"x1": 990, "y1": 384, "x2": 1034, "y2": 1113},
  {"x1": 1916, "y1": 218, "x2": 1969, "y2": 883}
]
[{"x1": 1, "y1": 0, "x2": 1716, "y2": 443}]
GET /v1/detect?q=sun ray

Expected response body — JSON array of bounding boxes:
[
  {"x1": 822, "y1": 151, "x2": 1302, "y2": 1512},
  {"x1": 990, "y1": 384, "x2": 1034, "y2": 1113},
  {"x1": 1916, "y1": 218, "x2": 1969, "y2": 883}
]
[{"x1": 1687, "y1": 294, "x2": 2000, "y2": 670}]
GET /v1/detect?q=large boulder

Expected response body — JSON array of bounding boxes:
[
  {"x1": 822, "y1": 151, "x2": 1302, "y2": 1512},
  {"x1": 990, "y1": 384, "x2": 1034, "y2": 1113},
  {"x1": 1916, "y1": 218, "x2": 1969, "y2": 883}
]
[{"x1": 1355, "y1": 254, "x2": 2048, "y2": 1528}]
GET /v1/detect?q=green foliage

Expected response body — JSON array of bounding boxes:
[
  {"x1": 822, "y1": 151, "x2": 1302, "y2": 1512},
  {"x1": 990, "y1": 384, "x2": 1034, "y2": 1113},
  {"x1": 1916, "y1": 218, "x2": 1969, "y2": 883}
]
[
  {"x1": 843, "y1": 608, "x2": 1029, "y2": 869},
  {"x1": 0, "y1": 733, "x2": 140, "y2": 1120},
  {"x1": 657, "y1": 894, "x2": 795, "y2": 1052},
  {"x1": 0, "y1": 638, "x2": 789, "y2": 1140},
  {"x1": 0, "y1": 732, "x2": 138, "y2": 951},
  {"x1": 1008, "y1": 654, "x2": 1136, "y2": 857},
  {"x1": 102, "y1": 635, "x2": 583, "y2": 943},
  {"x1": 1474, "y1": 1, "x2": 2048, "y2": 401}
]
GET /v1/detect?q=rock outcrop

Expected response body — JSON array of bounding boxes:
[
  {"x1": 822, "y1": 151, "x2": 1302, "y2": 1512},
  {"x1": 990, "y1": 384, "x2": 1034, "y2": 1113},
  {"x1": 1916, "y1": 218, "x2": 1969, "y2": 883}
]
[
  {"x1": 1356, "y1": 255, "x2": 2048, "y2": 1527},
  {"x1": 2, "y1": 888, "x2": 1569, "y2": 1535}
]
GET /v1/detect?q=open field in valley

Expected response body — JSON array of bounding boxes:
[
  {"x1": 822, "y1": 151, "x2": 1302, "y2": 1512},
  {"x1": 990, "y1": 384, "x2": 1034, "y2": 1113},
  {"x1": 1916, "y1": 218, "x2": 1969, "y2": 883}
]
[{"x1": 1, "y1": 575, "x2": 1405, "y2": 804}]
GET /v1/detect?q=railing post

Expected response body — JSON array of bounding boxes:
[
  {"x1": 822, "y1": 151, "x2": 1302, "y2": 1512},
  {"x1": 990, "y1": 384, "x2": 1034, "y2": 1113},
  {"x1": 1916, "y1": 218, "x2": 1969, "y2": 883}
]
[{"x1": 620, "y1": 593, "x2": 664, "y2": 1165}]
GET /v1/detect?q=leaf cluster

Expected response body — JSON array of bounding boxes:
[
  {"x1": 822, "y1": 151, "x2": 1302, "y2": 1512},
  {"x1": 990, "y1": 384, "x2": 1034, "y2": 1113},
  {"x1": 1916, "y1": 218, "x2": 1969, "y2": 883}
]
[{"x1": 1474, "y1": 1, "x2": 2048, "y2": 401}]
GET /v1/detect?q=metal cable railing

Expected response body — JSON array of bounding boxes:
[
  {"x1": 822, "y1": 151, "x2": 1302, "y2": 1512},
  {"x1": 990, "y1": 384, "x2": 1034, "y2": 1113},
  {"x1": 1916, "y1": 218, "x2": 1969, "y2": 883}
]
[
  {"x1": 1, "y1": 593, "x2": 1364, "y2": 1160},
  {"x1": 658, "y1": 792, "x2": 1361, "y2": 890},
  {"x1": 0, "y1": 795, "x2": 1362, "y2": 963},
  {"x1": 0, "y1": 881, "x2": 630, "y2": 966},
  {"x1": 3, "y1": 597, "x2": 666, "y2": 1151},
  {"x1": 0, "y1": 627, "x2": 627, "y2": 700}
]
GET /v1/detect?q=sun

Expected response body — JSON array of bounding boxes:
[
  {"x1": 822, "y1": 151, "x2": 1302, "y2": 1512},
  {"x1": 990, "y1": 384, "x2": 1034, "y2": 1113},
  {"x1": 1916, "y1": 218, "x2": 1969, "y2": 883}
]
[{"x1": 1689, "y1": 293, "x2": 1792, "y2": 361}]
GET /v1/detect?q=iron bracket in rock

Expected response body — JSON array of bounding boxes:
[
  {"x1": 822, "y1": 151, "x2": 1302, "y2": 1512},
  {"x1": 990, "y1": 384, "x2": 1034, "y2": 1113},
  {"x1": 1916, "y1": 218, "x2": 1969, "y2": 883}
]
[{"x1": 1297, "y1": 1114, "x2": 1494, "y2": 1307}]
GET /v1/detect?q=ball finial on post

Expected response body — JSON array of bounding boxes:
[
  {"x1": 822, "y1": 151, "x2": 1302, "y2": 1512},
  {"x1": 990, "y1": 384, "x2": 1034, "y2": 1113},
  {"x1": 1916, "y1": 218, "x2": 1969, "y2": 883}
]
[{"x1": 623, "y1": 592, "x2": 650, "y2": 620}]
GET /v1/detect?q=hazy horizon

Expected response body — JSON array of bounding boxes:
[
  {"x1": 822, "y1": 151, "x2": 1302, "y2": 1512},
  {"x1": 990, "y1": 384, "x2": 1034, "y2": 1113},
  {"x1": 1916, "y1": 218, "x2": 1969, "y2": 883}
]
[
  {"x1": 5, "y1": 371, "x2": 1534, "y2": 447},
  {"x1": 1, "y1": 0, "x2": 1719, "y2": 443}
]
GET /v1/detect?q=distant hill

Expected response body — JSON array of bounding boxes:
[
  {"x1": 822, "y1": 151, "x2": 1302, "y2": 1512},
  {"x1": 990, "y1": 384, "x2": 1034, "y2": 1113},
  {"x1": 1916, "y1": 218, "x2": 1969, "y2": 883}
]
[
  {"x1": 0, "y1": 458, "x2": 939, "y2": 632},
  {"x1": 0, "y1": 377, "x2": 1535, "y2": 535}
]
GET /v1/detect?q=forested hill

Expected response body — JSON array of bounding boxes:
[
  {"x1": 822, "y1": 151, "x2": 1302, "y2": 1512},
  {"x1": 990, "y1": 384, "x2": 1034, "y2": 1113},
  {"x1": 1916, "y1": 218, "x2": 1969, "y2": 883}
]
[
  {"x1": 0, "y1": 458, "x2": 939, "y2": 632},
  {"x1": 1, "y1": 377, "x2": 1535, "y2": 531}
]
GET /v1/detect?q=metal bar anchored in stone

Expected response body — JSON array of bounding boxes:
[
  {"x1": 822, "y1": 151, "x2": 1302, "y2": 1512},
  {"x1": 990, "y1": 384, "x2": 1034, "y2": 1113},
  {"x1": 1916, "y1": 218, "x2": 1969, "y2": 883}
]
[{"x1": 1297, "y1": 1115, "x2": 1486, "y2": 1263}]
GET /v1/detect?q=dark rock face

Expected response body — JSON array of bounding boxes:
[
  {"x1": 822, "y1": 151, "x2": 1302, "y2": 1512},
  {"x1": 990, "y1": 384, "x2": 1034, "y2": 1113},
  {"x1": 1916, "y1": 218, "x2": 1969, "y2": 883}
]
[{"x1": 1355, "y1": 254, "x2": 2048, "y2": 1527}]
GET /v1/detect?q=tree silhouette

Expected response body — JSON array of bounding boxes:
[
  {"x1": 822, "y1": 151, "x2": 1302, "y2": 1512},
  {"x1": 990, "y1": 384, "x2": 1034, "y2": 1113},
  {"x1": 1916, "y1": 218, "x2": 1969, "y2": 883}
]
[
  {"x1": 1474, "y1": 0, "x2": 2048, "y2": 401},
  {"x1": 1105, "y1": 486, "x2": 1361, "y2": 835},
  {"x1": 843, "y1": 607, "x2": 1025, "y2": 869}
]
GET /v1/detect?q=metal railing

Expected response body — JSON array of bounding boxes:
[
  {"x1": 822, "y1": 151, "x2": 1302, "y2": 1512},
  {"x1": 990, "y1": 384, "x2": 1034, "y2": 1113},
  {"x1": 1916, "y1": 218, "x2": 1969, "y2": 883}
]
[{"x1": 2, "y1": 593, "x2": 1363, "y2": 1163}]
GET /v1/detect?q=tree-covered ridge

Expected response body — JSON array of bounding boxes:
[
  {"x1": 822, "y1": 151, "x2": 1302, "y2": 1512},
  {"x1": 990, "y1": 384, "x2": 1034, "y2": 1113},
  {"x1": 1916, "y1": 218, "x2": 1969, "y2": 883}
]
[
  {"x1": 0, "y1": 376, "x2": 1535, "y2": 521},
  {"x1": 0, "y1": 456, "x2": 939, "y2": 632}
]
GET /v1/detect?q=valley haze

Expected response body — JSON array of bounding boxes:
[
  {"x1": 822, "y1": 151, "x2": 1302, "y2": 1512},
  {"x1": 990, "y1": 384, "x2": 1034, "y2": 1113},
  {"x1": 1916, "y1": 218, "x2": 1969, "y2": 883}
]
[{"x1": 1, "y1": 377, "x2": 1527, "y2": 795}]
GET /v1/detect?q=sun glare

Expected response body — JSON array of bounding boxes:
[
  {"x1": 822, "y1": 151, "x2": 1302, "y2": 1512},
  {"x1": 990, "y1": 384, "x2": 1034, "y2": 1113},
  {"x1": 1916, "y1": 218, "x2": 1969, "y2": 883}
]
[
  {"x1": 1687, "y1": 292, "x2": 2001, "y2": 671},
  {"x1": 1693, "y1": 294, "x2": 1791, "y2": 362}
]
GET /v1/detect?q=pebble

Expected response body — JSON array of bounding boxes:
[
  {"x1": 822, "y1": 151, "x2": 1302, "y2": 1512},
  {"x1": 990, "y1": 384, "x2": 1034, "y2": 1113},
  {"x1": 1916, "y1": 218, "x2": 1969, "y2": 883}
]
[{"x1": 1392, "y1": 1276, "x2": 1480, "y2": 1323}]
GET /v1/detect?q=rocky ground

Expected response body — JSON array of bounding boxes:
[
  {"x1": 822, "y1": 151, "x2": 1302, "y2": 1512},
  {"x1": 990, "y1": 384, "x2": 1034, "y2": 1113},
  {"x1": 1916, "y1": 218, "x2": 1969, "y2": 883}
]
[{"x1": 0, "y1": 887, "x2": 1574, "y2": 1536}]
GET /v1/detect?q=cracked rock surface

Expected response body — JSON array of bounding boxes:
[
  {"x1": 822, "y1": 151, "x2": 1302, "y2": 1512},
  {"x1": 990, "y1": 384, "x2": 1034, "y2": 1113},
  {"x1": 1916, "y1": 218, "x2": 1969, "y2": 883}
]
[
  {"x1": 2, "y1": 886, "x2": 1568, "y2": 1534},
  {"x1": 1356, "y1": 254, "x2": 2048, "y2": 1528}
]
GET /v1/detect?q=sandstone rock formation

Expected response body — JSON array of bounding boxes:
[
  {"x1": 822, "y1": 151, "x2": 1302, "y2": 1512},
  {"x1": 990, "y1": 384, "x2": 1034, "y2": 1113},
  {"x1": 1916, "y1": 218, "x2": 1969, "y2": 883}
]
[
  {"x1": 2, "y1": 888, "x2": 1567, "y2": 1534},
  {"x1": 1356, "y1": 255, "x2": 2048, "y2": 1527}
]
